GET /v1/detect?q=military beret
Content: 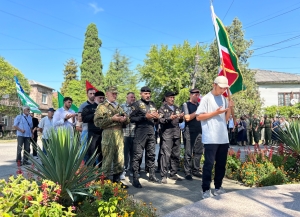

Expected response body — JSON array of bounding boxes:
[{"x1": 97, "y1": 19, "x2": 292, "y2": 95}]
[
  {"x1": 95, "y1": 91, "x2": 105, "y2": 97},
  {"x1": 164, "y1": 91, "x2": 176, "y2": 97},
  {"x1": 190, "y1": 88, "x2": 200, "y2": 94},
  {"x1": 141, "y1": 86, "x2": 151, "y2": 92},
  {"x1": 105, "y1": 86, "x2": 118, "y2": 93}
]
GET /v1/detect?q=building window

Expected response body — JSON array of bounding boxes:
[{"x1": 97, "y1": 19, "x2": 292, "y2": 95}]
[
  {"x1": 278, "y1": 92, "x2": 300, "y2": 106},
  {"x1": 42, "y1": 93, "x2": 47, "y2": 104},
  {"x1": 2, "y1": 116, "x2": 8, "y2": 126}
]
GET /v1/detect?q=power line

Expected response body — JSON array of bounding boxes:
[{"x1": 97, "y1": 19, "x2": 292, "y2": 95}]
[
  {"x1": 0, "y1": 32, "x2": 81, "y2": 58},
  {"x1": 251, "y1": 55, "x2": 300, "y2": 59},
  {"x1": 4, "y1": 0, "x2": 149, "y2": 52},
  {"x1": 222, "y1": 0, "x2": 235, "y2": 20},
  {"x1": 252, "y1": 34, "x2": 300, "y2": 50},
  {"x1": 245, "y1": 5, "x2": 300, "y2": 29},
  {"x1": 244, "y1": 2, "x2": 300, "y2": 26},
  {"x1": 252, "y1": 42, "x2": 300, "y2": 57}
]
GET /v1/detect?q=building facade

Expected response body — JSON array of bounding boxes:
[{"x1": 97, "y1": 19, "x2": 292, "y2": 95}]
[
  {"x1": 0, "y1": 80, "x2": 54, "y2": 131},
  {"x1": 255, "y1": 69, "x2": 300, "y2": 107}
]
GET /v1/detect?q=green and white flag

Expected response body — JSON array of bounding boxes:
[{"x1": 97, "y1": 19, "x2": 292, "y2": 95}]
[{"x1": 14, "y1": 76, "x2": 41, "y2": 114}]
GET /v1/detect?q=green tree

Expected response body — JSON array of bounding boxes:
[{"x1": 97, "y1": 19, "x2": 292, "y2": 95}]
[
  {"x1": 0, "y1": 57, "x2": 30, "y2": 116},
  {"x1": 62, "y1": 80, "x2": 86, "y2": 108},
  {"x1": 200, "y1": 18, "x2": 262, "y2": 116},
  {"x1": 80, "y1": 23, "x2": 103, "y2": 89},
  {"x1": 104, "y1": 50, "x2": 139, "y2": 104},
  {"x1": 61, "y1": 58, "x2": 78, "y2": 95},
  {"x1": 137, "y1": 41, "x2": 207, "y2": 107}
]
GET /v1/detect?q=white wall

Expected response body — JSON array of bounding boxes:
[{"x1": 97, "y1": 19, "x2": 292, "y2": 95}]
[{"x1": 258, "y1": 83, "x2": 300, "y2": 107}]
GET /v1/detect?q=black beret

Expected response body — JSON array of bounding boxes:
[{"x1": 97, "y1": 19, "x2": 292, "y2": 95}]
[
  {"x1": 141, "y1": 86, "x2": 151, "y2": 92},
  {"x1": 164, "y1": 91, "x2": 176, "y2": 97},
  {"x1": 190, "y1": 88, "x2": 200, "y2": 94},
  {"x1": 95, "y1": 91, "x2": 105, "y2": 97}
]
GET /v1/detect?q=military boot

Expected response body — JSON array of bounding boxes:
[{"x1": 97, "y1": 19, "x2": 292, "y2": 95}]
[
  {"x1": 132, "y1": 173, "x2": 142, "y2": 188},
  {"x1": 113, "y1": 173, "x2": 129, "y2": 189},
  {"x1": 148, "y1": 169, "x2": 161, "y2": 184}
]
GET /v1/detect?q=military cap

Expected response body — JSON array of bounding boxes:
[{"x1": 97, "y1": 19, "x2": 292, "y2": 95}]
[
  {"x1": 95, "y1": 91, "x2": 105, "y2": 97},
  {"x1": 164, "y1": 91, "x2": 176, "y2": 97},
  {"x1": 105, "y1": 86, "x2": 118, "y2": 93},
  {"x1": 141, "y1": 86, "x2": 151, "y2": 92},
  {"x1": 189, "y1": 88, "x2": 200, "y2": 94}
]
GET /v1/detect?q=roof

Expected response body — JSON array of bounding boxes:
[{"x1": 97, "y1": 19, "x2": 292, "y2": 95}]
[
  {"x1": 29, "y1": 80, "x2": 54, "y2": 90},
  {"x1": 254, "y1": 69, "x2": 300, "y2": 84}
]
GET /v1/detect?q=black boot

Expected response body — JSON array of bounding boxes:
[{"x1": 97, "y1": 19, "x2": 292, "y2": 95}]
[
  {"x1": 149, "y1": 169, "x2": 161, "y2": 184},
  {"x1": 132, "y1": 173, "x2": 142, "y2": 188},
  {"x1": 113, "y1": 173, "x2": 129, "y2": 189}
]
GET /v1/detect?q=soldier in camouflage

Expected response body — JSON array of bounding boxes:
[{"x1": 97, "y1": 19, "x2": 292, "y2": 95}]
[
  {"x1": 94, "y1": 86, "x2": 130, "y2": 188},
  {"x1": 252, "y1": 114, "x2": 260, "y2": 146}
]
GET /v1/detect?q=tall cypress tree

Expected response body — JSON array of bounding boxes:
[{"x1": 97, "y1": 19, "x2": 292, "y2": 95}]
[
  {"x1": 80, "y1": 23, "x2": 103, "y2": 88},
  {"x1": 61, "y1": 58, "x2": 78, "y2": 95}
]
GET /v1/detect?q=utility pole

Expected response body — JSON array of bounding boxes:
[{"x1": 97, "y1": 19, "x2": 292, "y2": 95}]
[{"x1": 191, "y1": 42, "x2": 200, "y2": 89}]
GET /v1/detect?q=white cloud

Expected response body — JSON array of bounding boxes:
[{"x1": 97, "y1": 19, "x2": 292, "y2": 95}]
[{"x1": 89, "y1": 2, "x2": 104, "y2": 14}]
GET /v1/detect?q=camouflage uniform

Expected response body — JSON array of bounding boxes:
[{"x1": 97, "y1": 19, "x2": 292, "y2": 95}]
[
  {"x1": 252, "y1": 117, "x2": 260, "y2": 144},
  {"x1": 94, "y1": 96, "x2": 129, "y2": 177}
]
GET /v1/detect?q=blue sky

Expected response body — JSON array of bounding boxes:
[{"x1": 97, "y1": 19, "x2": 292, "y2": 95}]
[{"x1": 1, "y1": 0, "x2": 300, "y2": 91}]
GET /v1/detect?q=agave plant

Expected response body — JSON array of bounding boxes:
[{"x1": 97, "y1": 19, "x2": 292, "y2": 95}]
[
  {"x1": 24, "y1": 128, "x2": 101, "y2": 204},
  {"x1": 276, "y1": 121, "x2": 300, "y2": 172}
]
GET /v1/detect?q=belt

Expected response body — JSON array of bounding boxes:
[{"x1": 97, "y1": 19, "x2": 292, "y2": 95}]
[{"x1": 104, "y1": 126, "x2": 122, "y2": 130}]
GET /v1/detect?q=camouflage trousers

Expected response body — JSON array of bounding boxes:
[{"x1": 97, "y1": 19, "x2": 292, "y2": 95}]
[{"x1": 101, "y1": 128, "x2": 124, "y2": 176}]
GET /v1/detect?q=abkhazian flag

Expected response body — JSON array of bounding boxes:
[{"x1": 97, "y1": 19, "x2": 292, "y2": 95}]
[
  {"x1": 211, "y1": 4, "x2": 243, "y2": 95},
  {"x1": 14, "y1": 76, "x2": 41, "y2": 114}
]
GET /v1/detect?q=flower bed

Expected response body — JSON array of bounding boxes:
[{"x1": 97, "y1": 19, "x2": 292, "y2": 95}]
[{"x1": 226, "y1": 144, "x2": 300, "y2": 187}]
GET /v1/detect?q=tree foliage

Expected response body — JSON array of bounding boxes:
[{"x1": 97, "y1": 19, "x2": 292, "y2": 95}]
[
  {"x1": 104, "y1": 50, "x2": 139, "y2": 104},
  {"x1": 80, "y1": 23, "x2": 103, "y2": 89},
  {"x1": 62, "y1": 80, "x2": 86, "y2": 108},
  {"x1": 0, "y1": 57, "x2": 30, "y2": 116},
  {"x1": 61, "y1": 58, "x2": 79, "y2": 95},
  {"x1": 200, "y1": 18, "x2": 262, "y2": 116},
  {"x1": 137, "y1": 41, "x2": 207, "y2": 107},
  {"x1": 264, "y1": 105, "x2": 300, "y2": 118}
]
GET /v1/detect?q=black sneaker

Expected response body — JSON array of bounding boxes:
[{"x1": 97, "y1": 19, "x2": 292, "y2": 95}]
[
  {"x1": 192, "y1": 172, "x2": 202, "y2": 178},
  {"x1": 185, "y1": 175, "x2": 193, "y2": 180},
  {"x1": 169, "y1": 174, "x2": 182, "y2": 181}
]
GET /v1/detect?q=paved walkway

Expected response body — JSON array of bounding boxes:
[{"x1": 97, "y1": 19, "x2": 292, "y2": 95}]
[{"x1": 0, "y1": 140, "x2": 249, "y2": 216}]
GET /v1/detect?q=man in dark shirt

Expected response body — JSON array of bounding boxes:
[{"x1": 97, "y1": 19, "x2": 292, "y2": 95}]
[
  {"x1": 81, "y1": 91, "x2": 105, "y2": 166},
  {"x1": 130, "y1": 86, "x2": 161, "y2": 188},
  {"x1": 182, "y1": 89, "x2": 204, "y2": 180},
  {"x1": 158, "y1": 91, "x2": 184, "y2": 184},
  {"x1": 29, "y1": 111, "x2": 39, "y2": 159}
]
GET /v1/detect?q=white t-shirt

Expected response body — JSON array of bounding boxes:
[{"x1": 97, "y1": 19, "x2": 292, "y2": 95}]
[{"x1": 196, "y1": 91, "x2": 229, "y2": 144}]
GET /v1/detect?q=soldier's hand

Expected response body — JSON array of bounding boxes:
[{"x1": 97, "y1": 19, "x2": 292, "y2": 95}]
[
  {"x1": 152, "y1": 112, "x2": 160, "y2": 119},
  {"x1": 178, "y1": 112, "x2": 184, "y2": 118},
  {"x1": 112, "y1": 114, "x2": 121, "y2": 122},
  {"x1": 170, "y1": 114, "x2": 177, "y2": 120},
  {"x1": 145, "y1": 112, "x2": 154, "y2": 120},
  {"x1": 119, "y1": 116, "x2": 127, "y2": 123}
]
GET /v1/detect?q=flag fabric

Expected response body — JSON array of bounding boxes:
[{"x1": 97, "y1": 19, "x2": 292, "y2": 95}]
[
  {"x1": 57, "y1": 91, "x2": 79, "y2": 113},
  {"x1": 85, "y1": 80, "x2": 98, "y2": 92},
  {"x1": 14, "y1": 76, "x2": 41, "y2": 114},
  {"x1": 211, "y1": 5, "x2": 243, "y2": 95}
]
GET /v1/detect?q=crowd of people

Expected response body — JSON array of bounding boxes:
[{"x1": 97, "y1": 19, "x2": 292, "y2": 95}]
[
  {"x1": 228, "y1": 114, "x2": 290, "y2": 147},
  {"x1": 13, "y1": 75, "x2": 238, "y2": 198}
]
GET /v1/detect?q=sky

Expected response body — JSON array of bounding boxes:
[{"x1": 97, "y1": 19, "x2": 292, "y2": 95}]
[{"x1": 1, "y1": 0, "x2": 300, "y2": 91}]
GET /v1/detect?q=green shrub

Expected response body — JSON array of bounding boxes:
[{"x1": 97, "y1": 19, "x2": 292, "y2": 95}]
[{"x1": 0, "y1": 175, "x2": 75, "y2": 217}]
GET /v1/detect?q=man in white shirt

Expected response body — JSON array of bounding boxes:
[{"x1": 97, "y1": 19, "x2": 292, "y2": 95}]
[
  {"x1": 196, "y1": 76, "x2": 234, "y2": 199},
  {"x1": 53, "y1": 97, "x2": 76, "y2": 133},
  {"x1": 38, "y1": 108, "x2": 55, "y2": 153}
]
